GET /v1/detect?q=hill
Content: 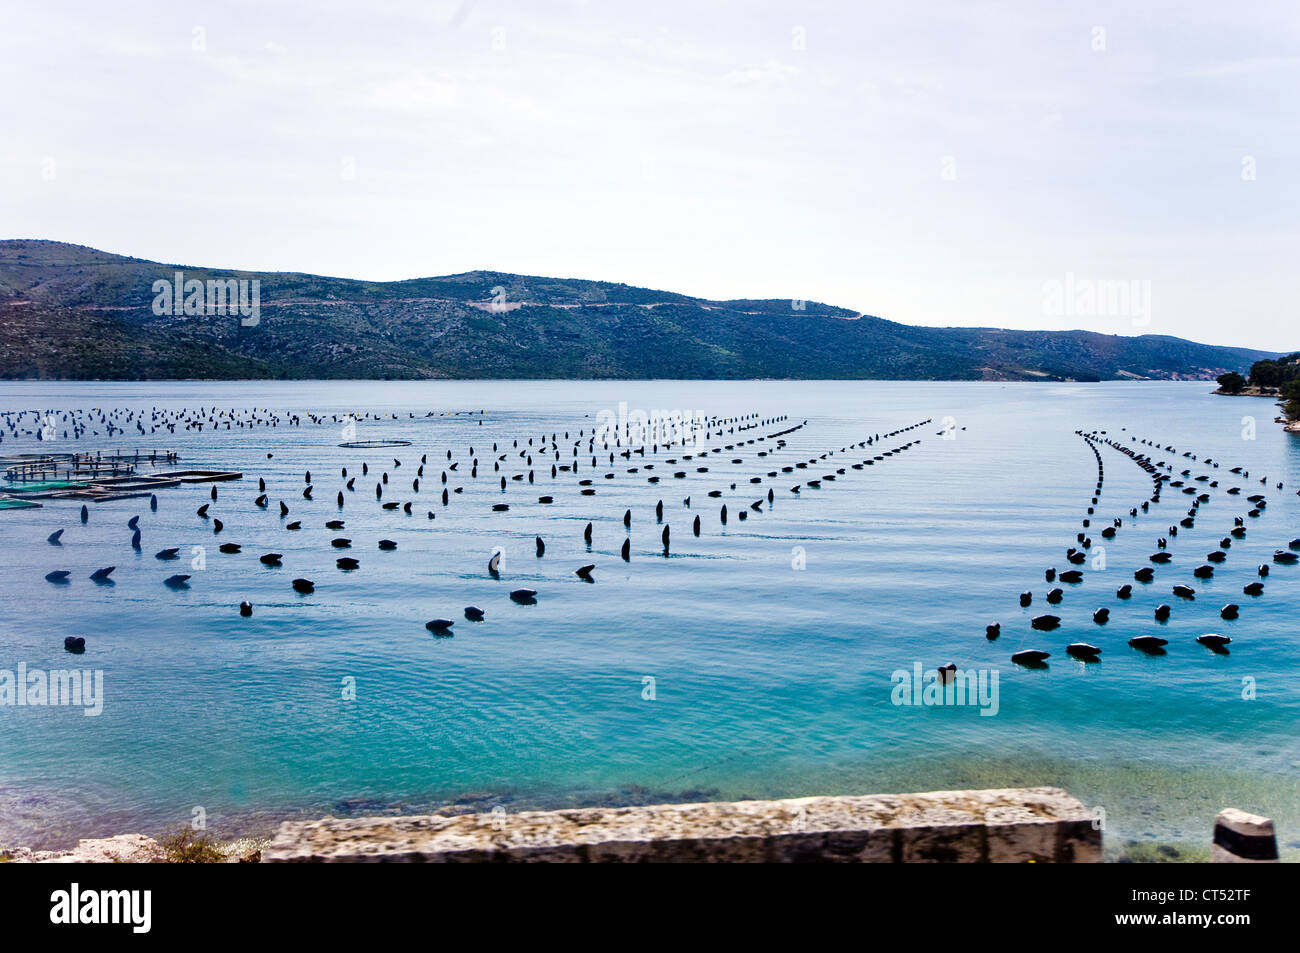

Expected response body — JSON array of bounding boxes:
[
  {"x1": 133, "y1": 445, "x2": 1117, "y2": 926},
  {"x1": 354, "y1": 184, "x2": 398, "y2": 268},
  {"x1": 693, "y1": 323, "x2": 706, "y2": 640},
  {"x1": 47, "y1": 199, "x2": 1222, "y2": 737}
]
[{"x1": 0, "y1": 240, "x2": 1276, "y2": 381}]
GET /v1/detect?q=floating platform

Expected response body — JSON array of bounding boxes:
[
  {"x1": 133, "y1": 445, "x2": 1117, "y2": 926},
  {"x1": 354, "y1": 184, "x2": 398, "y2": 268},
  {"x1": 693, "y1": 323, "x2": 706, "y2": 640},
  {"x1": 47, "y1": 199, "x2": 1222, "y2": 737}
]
[
  {"x1": 49, "y1": 470, "x2": 243, "y2": 501},
  {"x1": 2, "y1": 449, "x2": 181, "y2": 483},
  {"x1": 159, "y1": 469, "x2": 243, "y2": 483},
  {"x1": 338, "y1": 440, "x2": 412, "y2": 448},
  {"x1": 0, "y1": 479, "x2": 90, "y2": 494},
  {"x1": 1, "y1": 465, "x2": 241, "y2": 503},
  {"x1": 0, "y1": 496, "x2": 41, "y2": 510}
]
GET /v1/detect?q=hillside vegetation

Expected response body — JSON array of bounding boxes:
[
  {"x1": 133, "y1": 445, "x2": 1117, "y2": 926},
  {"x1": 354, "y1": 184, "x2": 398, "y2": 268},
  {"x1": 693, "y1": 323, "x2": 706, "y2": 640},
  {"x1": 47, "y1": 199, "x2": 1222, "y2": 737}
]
[{"x1": 0, "y1": 240, "x2": 1275, "y2": 381}]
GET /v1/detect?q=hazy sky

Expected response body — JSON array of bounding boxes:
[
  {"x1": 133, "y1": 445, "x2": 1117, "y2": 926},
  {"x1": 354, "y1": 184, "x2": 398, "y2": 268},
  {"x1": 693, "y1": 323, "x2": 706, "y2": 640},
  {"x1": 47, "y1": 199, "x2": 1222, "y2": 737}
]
[{"x1": 3, "y1": 1, "x2": 1297, "y2": 349}]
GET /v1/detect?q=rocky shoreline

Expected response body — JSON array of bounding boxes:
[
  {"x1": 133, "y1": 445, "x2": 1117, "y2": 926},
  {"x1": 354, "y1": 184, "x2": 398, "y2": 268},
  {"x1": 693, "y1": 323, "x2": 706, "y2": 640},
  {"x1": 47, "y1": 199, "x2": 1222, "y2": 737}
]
[
  {"x1": 2, "y1": 833, "x2": 266, "y2": 864},
  {"x1": 1211, "y1": 385, "x2": 1281, "y2": 397},
  {"x1": 0, "y1": 832, "x2": 1243, "y2": 863}
]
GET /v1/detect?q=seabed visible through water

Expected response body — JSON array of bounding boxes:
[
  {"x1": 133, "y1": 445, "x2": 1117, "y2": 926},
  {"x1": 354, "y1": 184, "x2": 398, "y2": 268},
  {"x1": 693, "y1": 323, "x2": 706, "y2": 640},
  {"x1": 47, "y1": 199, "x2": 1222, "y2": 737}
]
[{"x1": 1, "y1": 380, "x2": 1297, "y2": 860}]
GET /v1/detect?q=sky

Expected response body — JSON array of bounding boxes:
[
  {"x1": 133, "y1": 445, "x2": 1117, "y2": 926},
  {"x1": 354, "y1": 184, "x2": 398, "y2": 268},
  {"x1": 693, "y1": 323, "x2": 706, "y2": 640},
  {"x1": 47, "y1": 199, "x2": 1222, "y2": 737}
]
[{"x1": 2, "y1": 0, "x2": 1297, "y2": 350}]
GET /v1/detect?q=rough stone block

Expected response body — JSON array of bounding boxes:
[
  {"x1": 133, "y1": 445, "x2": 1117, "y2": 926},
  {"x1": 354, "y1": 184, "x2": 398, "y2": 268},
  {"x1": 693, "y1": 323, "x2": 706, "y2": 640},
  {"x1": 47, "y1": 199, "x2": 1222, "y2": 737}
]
[{"x1": 263, "y1": 787, "x2": 1100, "y2": 863}]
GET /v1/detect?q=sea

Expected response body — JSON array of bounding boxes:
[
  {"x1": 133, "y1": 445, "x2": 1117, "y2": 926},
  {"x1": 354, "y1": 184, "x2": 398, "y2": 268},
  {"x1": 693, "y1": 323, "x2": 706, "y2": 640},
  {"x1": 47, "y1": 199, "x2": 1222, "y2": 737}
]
[{"x1": 0, "y1": 380, "x2": 1296, "y2": 860}]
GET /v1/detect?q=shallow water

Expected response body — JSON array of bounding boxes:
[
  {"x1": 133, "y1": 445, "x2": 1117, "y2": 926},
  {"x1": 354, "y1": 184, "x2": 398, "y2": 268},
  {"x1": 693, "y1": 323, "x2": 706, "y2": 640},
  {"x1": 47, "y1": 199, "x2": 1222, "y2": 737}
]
[{"x1": 1, "y1": 380, "x2": 1297, "y2": 858}]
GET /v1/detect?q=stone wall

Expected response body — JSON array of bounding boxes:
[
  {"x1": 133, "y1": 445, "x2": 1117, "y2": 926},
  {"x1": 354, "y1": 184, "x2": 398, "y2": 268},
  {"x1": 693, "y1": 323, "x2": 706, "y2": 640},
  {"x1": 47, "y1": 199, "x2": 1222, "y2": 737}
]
[{"x1": 263, "y1": 786, "x2": 1101, "y2": 863}]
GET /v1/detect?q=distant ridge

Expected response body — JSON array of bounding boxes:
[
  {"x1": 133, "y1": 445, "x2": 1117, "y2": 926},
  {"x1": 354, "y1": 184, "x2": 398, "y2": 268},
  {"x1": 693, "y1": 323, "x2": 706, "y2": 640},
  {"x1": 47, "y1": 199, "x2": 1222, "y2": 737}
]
[{"x1": 0, "y1": 240, "x2": 1277, "y2": 381}]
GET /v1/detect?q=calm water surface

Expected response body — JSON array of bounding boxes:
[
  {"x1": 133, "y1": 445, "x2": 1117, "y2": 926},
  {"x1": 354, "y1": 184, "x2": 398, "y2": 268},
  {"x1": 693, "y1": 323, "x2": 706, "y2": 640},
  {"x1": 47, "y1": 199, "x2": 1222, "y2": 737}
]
[{"x1": 1, "y1": 380, "x2": 1297, "y2": 857}]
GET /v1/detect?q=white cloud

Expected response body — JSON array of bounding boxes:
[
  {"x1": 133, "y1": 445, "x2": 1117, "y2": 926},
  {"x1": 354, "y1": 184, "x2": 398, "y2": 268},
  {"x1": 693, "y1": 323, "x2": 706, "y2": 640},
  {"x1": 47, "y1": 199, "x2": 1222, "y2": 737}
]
[
  {"x1": 723, "y1": 61, "x2": 800, "y2": 85},
  {"x1": 1, "y1": 0, "x2": 1296, "y2": 349}
]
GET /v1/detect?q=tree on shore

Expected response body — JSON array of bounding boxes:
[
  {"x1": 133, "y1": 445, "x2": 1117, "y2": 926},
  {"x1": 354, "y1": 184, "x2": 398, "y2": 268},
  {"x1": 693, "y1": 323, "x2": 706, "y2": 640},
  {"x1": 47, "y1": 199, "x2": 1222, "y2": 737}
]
[
  {"x1": 1216, "y1": 371, "x2": 1246, "y2": 393},
  {"x1": 1283, "y1": 378, "x2": 1300, "y2": 421},
  {"x1": 1248, "y1": 353, "x2": 1300, "y2": 391}
]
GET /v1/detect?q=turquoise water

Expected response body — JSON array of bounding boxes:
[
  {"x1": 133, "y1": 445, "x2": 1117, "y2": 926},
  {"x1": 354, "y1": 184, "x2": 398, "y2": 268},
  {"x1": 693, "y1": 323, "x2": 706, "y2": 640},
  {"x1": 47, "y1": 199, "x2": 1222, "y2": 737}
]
[{"x1": 1, "y1": 380, "x2": 1297, "y2": 857}]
